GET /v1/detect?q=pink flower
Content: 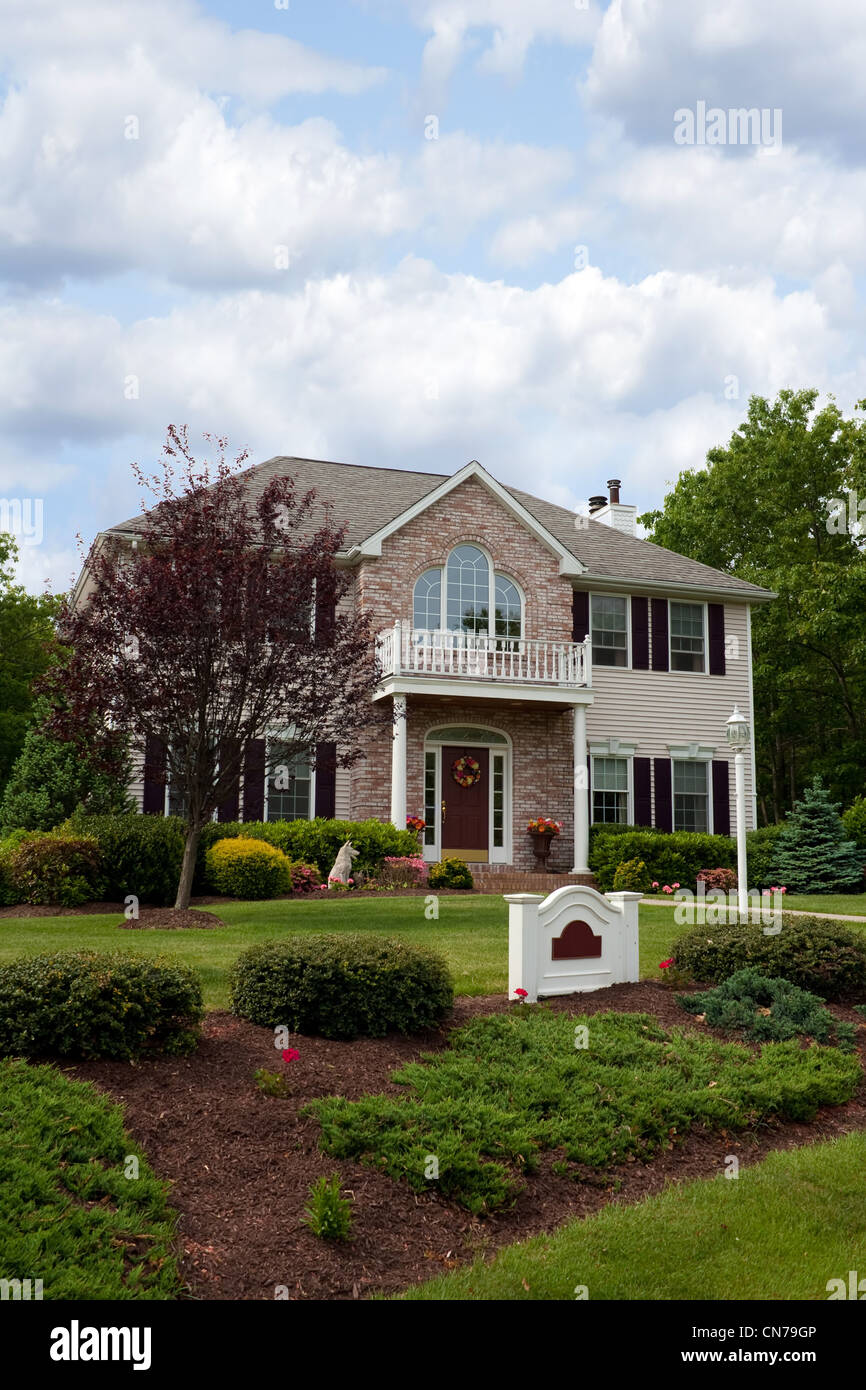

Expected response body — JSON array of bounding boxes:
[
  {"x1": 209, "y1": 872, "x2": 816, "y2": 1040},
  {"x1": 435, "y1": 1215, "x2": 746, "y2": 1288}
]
[
  {"x1": 282, "y1": 1048, "x2": 300, "y2": 1063},
  {"x1": 672, "y1": 882, "x2": 680, "y2": 890},
  {"x1": 652, "y1": 881, "x2": 659, "y2": 888},
  {"x1": 663, "y1": 885, "x2": 673, "y2": 894}
]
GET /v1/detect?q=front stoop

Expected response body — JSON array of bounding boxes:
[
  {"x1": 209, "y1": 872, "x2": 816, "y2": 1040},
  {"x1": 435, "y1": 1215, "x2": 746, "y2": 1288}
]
[{"x1": 471, "y1": 868, "x2": 598, "y2": 894}]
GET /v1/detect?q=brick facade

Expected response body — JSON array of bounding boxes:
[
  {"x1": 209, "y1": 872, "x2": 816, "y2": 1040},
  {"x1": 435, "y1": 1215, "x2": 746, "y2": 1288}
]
[{"x1": 348, "y1": 477, "x2": 579, "y2": 868}]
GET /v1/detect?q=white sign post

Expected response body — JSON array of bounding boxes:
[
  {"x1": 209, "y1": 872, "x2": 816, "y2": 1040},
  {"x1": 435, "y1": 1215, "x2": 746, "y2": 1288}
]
[{"x1": 506, "y1": 884, "x2": 643, "y2": 1001}]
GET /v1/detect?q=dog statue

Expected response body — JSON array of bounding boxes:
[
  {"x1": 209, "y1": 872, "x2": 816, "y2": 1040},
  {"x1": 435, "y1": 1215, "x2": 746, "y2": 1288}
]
[{"x1": 328, "y1": 840, "x2": 359, "y2": 885}]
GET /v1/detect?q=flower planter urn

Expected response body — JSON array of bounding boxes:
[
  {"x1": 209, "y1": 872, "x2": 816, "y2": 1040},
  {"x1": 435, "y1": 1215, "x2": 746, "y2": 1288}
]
[{"x1": 530, "y1": 830, "x2": 556, "y2": 871}]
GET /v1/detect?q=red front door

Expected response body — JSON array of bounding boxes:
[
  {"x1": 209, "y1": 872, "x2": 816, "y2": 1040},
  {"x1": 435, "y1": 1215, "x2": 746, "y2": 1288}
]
[{"x1": 441, "y1": 746, "x2": 489, "y2": 862}]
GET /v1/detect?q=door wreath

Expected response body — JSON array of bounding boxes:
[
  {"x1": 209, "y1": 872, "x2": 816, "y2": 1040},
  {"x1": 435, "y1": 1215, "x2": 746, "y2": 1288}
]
[{"x1": 451, "y1": 754, "x2": 481, "y2": 788}]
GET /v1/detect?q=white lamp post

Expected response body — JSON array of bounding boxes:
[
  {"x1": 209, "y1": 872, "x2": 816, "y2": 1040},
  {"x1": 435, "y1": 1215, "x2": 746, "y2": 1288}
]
[{"x1": 726, "y1": 705, "x2": 750, "y2": 919}]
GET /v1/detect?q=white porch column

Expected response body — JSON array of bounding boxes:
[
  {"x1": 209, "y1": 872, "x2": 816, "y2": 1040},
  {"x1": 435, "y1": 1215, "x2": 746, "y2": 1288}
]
[
  {"x1": 571, "y1": 703, "x2": 589, "y2": 873},
  {"x1": 390, "y1": 692, "x2": 407, "y2": 829}
]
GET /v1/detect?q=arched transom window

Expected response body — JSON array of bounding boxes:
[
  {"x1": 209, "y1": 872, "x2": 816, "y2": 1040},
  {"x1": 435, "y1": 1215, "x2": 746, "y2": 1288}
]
[{"x1": 412, "y1": 546, "x2": 523, "y2": 639}]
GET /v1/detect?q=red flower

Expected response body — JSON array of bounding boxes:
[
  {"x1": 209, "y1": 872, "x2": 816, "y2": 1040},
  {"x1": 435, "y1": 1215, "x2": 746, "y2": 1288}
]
[
  {"x1": 514, "y1": 988, "x2": 528, "y2": 999},
  {"x1": 281, "y1": 1048, "x2": 300, "y2": 1063},
  {"x1": 659, "y1": 959, "x2": 674, "y2": 970}
]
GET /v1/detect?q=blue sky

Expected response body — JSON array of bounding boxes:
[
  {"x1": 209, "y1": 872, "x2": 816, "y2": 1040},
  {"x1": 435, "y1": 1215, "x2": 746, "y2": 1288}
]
[{"x1": 2, "y1": 0, "x2": 865, "y2": 591}]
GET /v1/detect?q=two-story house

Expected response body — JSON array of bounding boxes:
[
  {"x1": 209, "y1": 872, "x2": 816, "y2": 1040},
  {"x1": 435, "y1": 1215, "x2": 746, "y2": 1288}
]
[{"x1": 85, "y1": 456, "x2": 774, "y2": 885}]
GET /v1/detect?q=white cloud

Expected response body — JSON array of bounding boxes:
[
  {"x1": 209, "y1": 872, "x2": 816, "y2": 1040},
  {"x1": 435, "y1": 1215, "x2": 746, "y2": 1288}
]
[
  {"x1": 0, "y1": 0, "x2": 387, "y2": 103},
  {"x1": 0, "y1": 261, "x2": 849, "y2": 550},
  {"x1": 403, "y1": 0, "x2": 600, "y2": 99},
  {"x1": 585, "y1": 0, "x2": 866, "y2": 160}
]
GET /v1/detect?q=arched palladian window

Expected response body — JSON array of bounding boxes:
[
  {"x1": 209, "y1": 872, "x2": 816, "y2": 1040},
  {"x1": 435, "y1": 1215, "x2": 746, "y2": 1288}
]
[
  {"x1": 446, "y1": 544, "x2": 489, "y2": 635},
  {"x1": 413, "y1": 569, "x2": 441, "y2": 630},
  {"x1": 412, "y1": 546, "x2": 523, "y2": 640}
]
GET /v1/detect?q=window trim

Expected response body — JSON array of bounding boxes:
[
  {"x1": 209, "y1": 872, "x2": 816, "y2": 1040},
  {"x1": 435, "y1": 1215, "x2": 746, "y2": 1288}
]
[
  {"x1": 589, "y1": 752, "x2": 633, "y2": 826},
  {"x1": 590, "y1": 592, "x2": 631, "y2": 669},
  {"x1": 668, "y1": 598, "x2": 708, "y2": 675},
  {"x1": 670, "y1": 756, "x2": 713, "y2": 835},
  {"x1": 262, "y1": 735, "x2": 317, "y2": 823},
  {"x1": 411, "y1": 546, "x2": 525, "y2": 640}
]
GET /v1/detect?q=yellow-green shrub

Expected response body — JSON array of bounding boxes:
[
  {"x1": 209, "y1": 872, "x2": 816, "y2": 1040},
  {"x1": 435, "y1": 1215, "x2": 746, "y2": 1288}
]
[{"x1": 205, "y1": 836, "x2": 292, "y2": 900}]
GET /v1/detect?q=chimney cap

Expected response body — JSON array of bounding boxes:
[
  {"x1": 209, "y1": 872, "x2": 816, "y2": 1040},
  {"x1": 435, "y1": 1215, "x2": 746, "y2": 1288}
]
[
  {"x1": 607, "y1": 478, "x2": 622, "y2": 504},
  {"x1": 588, "y1": 494, "x2": 607, "y2": 513}
]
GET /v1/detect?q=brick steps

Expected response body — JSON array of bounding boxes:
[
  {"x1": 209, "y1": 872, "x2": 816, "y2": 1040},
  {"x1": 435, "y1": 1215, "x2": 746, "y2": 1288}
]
[{"x1": 471, "y1": 869, "x2": 598, "y2": 894}]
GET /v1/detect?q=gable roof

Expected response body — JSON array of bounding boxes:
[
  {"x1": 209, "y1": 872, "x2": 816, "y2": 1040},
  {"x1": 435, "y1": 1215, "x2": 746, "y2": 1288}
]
[{"x1": 105, "y1": 453, "x2": 774, "y2": 602}]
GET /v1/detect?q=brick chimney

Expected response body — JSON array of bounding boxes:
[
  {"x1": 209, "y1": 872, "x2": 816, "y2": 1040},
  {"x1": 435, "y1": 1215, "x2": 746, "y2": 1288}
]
[{"x1": 588, "y1": 479, "x2": 637, "y2": 536}]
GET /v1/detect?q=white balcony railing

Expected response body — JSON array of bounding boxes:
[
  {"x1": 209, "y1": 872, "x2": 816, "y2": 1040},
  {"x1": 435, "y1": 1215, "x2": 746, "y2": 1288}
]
[{"x1": 376, "y1": 623, "x2": 590, "y2": 688}]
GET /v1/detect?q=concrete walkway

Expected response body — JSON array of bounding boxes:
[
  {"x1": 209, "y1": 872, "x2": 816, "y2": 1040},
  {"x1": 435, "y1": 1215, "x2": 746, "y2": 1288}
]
[{"x1": 639, "y1": 899, "x2": 866, "y2": 923}]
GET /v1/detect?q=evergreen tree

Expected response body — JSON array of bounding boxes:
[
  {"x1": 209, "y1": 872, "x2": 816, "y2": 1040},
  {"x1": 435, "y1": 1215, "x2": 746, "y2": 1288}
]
[
  {"x1": 0, "y1": 702, "x2": 134, "y2": 832},
  {"x1": 772, "y1": 776, "x2": 864, "y2": 893}
]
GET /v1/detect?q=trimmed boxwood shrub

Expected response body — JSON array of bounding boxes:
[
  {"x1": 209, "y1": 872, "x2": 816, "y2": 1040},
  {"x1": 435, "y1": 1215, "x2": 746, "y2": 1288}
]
[
  {"x1": 673, "y1": 915, "x2": 866, "y2": 1001},
  {"x1": 196, "y1": 818, "x2": 420, "y2": 885},
  {"x1": 230, "y1": 934, "x2": 454, "y2": 1039},
  {"x1": 591, "y1": 826, "x2": 789, "y2": 893},
  {"x1": 63, "y1": 813, "x2": 186, "y2": 906},
  {"x1": 6, "y1": 833, "x2": 105, "y2": 907},
  {"x1": 590, "y1": 830, "x2": 736, "y2": 893},
  {"x1": 677, "y1": 967, "x2": 856, "y2": 1049},
  {"x1": 427, "y1": 857, "x2": 474, "y2": 890},
  {"x1": 0, "y1": 830, "x2": 31, "y2": 907},
  {"x1": 205, "y1": 837, "x2": 292, "y2": 899},
  {"x1": 0, "y1": 951, "x2": 203, "y2": 1059}
]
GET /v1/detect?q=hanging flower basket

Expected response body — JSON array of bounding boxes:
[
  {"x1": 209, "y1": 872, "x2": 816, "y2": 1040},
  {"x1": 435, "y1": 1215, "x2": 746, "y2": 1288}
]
[{"x1": 451, "y1": 754, "x2": 481, "y2": 788}]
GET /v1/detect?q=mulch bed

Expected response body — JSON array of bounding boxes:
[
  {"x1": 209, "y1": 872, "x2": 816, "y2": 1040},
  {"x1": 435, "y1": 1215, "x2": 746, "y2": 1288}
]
[
  {"x1": 63, "y1": 982, "x2": 866, "y2": 1302},
  {"x1": 118, "y1": 909, "x2": 227, "y2": 930}
]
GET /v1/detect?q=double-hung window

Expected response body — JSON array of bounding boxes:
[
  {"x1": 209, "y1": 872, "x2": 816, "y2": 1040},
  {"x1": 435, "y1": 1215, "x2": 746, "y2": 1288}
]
[
  {"x1": 266, "y1": 742, "x2": 312, "y2": 821},
  {"x1": 670, "y1": 602, "x2": 706, "y2": 672},
  {"x1": 673, "y1": 760, "x2": 709, "y2": 832},
  {"x1": 592, "y1": 756, "x2": 630, "y2": 823},
  {"x1": 591, "y1": 595, "x2": 628, "y2": 667}
]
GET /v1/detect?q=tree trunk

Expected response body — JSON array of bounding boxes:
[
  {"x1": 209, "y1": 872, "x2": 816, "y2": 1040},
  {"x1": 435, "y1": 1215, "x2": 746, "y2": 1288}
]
[{"x1": 175, "y1": 822, "x2": 202, "y2": 910}]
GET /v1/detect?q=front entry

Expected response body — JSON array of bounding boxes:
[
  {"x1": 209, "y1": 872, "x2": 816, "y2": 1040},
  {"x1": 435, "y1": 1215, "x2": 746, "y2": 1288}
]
[{"x1": 441, "y1": 745, "x2": 489, "y2": 862}]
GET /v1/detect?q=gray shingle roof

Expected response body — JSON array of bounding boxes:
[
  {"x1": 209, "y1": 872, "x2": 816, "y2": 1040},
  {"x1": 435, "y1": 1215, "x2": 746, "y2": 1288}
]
[{"x1": 110, "y1": 454, "x2": 772, "y2": 600}]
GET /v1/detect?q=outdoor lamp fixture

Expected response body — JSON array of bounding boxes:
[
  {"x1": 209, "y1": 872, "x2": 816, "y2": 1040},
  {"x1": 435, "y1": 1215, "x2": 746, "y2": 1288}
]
[{"x1": 726, "y1": 705, "x2": 750, "y2": 917}]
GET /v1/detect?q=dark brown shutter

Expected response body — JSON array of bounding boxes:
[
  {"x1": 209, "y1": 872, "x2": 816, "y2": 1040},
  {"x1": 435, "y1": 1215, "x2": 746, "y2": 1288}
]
[
  {"x1": 315, "y1": 577, "x2": 336, "y2": 647},
  {"x1": 242, "y1": 739, "x2": 266, "y2": 822},
  {"x1": 314, "y1": 742, "x2": 337, "y2": 819},
  {"x1": 631, "y1": 597, "x2": 649, "y2": 670},
  {"x1": 634, "y1": 757, "x2": 652, "y2": 826},
  {"x1": 653, "y1": 757, "x2": 672, "y2": 831},
  {"x1": 142, "y1": 735, "x2": 166, "y2": 815},
  {"x1": 572, "y1": 590, "x2": 590, "y2": 643},
  {"x1": 708, "y1": 603, "x2": 726, "y2": 676},
  {"x1": 712, "y1": 759, "x2": 731, "y2": 836},
  {"x1": 651, "y1": 599, "x2": 669, "y2": 671},
  {"x1": 217, "y1": 740, "x2": 241, "y2": 823}
]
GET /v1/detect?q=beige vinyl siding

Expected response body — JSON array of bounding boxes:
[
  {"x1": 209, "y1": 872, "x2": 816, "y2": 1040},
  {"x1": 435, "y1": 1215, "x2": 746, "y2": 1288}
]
[
  {"x1": 335, "y1": 764, "x2": 352, "y2": 819},
  {"x1": 586, "y1": 602, "x2": 755, "y2": 832},
  {"x1": 128, "y1": 744, "x2": 146, "y2": 813}
]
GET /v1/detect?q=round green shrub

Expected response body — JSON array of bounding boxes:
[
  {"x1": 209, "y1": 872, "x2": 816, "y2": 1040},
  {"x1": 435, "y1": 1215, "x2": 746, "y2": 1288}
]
[
  {"x1": 427, "y1": 856, "x2": 474, "y2": 890},
  {"x1": 0, "y1": 951, "x2": 203, "y2": 1059},
  {"x1": 673, "y1": 915, "x2": 866, "y2": 1001},
  {"x1": 7, "y1": 833, "x2": 104, "y2": 907},
  {"x1": 612, "y1": 858, "x2": 651, "y2": 893},
  {"x1": 230, "y1": 934, "x2": 454, "y2": 1039},
  {"x1": 676, "y1": 967, "x2": 856, "y2": 1049},
  {"x1": 206, "y1": 836, "x2": 292, "y2": 899},
  {"x1": 64, "y1": 813, "x2": 186, "y2": 906}
]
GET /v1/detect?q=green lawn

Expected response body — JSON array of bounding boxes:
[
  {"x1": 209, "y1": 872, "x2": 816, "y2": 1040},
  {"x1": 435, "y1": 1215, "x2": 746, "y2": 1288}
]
[
  {"x1": 396, "y1": 1129, "x2": 866, "y2": 1300},
  {"x1": 2, "y1": 895, "x2": 864, "y2": 1009}
]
